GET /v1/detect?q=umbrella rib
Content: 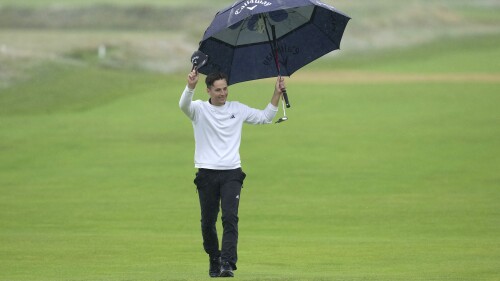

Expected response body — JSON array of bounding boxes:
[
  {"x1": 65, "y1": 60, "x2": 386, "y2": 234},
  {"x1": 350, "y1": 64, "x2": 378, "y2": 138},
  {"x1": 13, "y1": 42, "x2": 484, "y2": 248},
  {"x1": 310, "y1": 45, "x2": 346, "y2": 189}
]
[
  {"x1": 227, "y1": 18, "x2": 249, "y2": 83},
  {"x1": 233, "y1": 17, "x2": 247, "y2": 48}
]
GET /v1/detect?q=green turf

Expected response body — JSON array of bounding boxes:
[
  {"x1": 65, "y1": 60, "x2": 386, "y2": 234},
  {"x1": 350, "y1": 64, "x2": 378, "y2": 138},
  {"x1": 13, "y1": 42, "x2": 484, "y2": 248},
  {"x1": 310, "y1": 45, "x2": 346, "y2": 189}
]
[
  {"x1": 1, "y1": 33, "x2": 499, "y2": 281},
  {"x1": 0, "y1": 0, "x2": 230, "y2": 8},
  {"x1": 309, "y1": 34, "x2": 500, "y2": 73}
]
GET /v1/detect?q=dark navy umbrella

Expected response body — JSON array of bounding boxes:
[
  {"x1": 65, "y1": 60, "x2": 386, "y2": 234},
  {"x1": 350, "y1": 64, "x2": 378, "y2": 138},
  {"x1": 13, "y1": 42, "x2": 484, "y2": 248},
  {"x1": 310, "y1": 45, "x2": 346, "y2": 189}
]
[{"x1": 197, "y1": 0, "x2": 350, "y2": 107}]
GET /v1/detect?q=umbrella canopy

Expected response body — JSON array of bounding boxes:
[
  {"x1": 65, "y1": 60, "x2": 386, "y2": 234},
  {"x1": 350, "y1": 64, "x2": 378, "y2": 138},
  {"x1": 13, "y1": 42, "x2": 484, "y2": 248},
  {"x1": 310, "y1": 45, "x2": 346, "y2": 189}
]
[{"x1": 198, "y1": 0, "x2": 351, "y2": 85}]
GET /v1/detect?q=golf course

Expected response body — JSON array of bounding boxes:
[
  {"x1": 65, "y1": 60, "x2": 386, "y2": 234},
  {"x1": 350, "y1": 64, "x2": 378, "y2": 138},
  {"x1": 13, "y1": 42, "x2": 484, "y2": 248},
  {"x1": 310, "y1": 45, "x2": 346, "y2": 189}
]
[{"x1": 1, "y1": 0, "x2": 499, "y2": 280}]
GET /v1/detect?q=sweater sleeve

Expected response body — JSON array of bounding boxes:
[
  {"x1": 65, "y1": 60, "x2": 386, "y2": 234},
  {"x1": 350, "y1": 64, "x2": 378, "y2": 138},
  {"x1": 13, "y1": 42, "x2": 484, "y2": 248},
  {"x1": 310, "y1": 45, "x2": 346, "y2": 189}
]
[
  {"x1": 244, "y1": 103, "x2": 278, "y2": 124},
  {"x1": 179, "y1": 86, "x2": 196, "y2": 120}
]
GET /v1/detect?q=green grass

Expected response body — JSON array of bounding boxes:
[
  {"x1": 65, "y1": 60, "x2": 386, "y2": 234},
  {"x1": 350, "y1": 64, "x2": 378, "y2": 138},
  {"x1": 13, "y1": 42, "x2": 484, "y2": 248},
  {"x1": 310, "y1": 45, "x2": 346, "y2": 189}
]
[
  {"x1": 0, "y1": 63, "x2": 169, "y2": 115},
  {"x1": 310, "y1": 34, "x2": 500, "y2": 73},
  {"x1": 456, "y1": 6, "x2": 500, "y2": 23},
  {"x1": 0, "y1": 0, "x2": 231, "y2": 8},
  {"x1": 1, "y1": 32, "x2": 499, "y2": 281}
]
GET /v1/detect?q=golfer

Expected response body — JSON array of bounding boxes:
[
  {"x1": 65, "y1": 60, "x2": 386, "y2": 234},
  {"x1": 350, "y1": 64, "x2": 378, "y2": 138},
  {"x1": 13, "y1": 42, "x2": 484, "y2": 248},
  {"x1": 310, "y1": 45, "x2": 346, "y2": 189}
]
[{"x1": 179, "y1": 69, "x2": 285, "y2": 277}]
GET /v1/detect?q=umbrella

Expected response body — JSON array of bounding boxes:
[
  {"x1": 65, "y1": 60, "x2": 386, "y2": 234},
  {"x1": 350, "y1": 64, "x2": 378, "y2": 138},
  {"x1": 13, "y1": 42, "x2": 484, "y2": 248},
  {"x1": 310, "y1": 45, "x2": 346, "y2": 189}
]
[{"x1": 197, "y1": 0, "x2": 351, "y2": 107}]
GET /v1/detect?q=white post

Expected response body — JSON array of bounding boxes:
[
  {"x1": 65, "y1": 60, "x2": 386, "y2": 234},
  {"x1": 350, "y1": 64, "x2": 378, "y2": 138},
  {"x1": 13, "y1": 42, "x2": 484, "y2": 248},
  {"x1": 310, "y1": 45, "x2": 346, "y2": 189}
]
[{"x1": 98, "y1": 44, "x2": 106, "y2": 59}]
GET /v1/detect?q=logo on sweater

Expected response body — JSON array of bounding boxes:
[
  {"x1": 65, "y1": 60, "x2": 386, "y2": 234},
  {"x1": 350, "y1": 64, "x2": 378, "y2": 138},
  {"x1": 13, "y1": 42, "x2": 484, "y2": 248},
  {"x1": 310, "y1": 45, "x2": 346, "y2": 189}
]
[{"x1": 230, "y1": 114, "x2": 236, "y2": 119}]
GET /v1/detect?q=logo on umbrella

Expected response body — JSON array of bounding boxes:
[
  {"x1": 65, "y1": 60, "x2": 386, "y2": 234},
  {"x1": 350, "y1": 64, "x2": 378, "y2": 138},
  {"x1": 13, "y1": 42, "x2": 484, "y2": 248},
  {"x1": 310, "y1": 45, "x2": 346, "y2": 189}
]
[
  {"x1": 235, "y1": 0, "x2": 273, "y2": 15},
  {"x1": 263, "y1": 43, "x2": 300, "y2": 66}
]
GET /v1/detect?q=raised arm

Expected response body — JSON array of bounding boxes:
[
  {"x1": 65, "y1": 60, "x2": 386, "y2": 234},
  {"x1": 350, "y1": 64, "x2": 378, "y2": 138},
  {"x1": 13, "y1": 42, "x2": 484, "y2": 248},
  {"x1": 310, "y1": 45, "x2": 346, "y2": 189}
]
[
  {"x1": 179, "y1": 70, "x2": 199, "y2": 120},
  {"x1": 244, "y1": 77, "x2": 286, "y2": 124},
  {"x1": 187, "y1": 69, "x2": 199, "y2": 90}
]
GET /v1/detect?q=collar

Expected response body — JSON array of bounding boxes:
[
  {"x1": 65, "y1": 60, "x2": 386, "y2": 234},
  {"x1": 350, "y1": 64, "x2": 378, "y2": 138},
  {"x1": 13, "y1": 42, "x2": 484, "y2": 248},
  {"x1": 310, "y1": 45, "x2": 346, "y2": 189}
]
[{"x1": 208, "y1": 98, "x2": 226, "y2": 107}]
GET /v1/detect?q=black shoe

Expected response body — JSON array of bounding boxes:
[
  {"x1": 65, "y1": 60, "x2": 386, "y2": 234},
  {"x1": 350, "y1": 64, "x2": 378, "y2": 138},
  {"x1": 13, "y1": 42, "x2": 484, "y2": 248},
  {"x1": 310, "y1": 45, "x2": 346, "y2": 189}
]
[
  {"x1": 219, "y1": 261, "x2": 234, "y2": 278},
  {"x1": 209, "y1": 256, "x2": 221, "y2": 278}
]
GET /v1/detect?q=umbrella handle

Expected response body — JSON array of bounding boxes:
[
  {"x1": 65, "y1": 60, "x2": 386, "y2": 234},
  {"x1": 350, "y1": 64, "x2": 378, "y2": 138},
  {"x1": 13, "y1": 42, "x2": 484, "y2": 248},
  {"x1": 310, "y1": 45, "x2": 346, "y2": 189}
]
[{"x1": 282, "y1": 88, "x2": 290, "y2": 108}]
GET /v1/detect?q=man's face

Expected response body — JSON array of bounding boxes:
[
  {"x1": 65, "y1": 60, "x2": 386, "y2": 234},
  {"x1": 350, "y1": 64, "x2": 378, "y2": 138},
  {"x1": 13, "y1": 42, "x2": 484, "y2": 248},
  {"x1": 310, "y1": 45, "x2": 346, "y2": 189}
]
[{"x1": 207, "y1": 79, "x2": 228, "y2": 106}]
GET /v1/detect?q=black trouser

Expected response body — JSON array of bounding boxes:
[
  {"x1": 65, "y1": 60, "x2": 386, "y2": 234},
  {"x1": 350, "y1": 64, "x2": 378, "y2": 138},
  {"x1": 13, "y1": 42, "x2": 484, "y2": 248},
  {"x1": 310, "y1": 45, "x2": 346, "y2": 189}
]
[{"x1": 194, "y1": 168, "x2": 246, "y2": 270}]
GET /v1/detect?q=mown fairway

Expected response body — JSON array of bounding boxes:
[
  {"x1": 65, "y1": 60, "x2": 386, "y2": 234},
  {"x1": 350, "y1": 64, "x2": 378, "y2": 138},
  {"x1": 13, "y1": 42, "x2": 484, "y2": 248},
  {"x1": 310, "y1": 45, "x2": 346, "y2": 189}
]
[
  {"x1": 1, "y1": 35, "x2": 499, "y2": 280},
  {"x1": 1, "y1": 0, "x2": 500, "y2": 280}
]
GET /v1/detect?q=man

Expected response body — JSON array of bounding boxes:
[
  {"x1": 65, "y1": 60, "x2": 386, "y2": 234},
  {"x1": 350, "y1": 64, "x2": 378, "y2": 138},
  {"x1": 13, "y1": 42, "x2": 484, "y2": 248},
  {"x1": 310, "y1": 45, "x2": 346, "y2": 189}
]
[{"x1": 179, "y1": 69, "x2": 285, "y2": 277}]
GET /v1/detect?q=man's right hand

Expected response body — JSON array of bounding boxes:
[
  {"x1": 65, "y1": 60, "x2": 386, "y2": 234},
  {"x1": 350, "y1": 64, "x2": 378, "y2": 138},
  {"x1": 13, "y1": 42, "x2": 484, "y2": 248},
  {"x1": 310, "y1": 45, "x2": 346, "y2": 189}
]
[{"x1": 187, "y1": 69, "x2": 199, "y2": 90}]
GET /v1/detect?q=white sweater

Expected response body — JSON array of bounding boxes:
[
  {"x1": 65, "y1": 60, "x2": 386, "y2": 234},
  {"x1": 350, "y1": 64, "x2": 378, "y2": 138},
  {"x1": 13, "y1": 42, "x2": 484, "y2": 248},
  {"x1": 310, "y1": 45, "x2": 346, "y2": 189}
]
[{"x1": 179, "y1": 86, "x2": 278, "y2": 169}]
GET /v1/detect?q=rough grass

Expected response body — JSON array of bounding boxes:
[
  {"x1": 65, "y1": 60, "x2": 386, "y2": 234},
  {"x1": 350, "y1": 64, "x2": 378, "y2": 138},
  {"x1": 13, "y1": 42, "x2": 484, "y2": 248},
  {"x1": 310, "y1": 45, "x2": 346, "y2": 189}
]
[
  {"x1": 1, "y1": 0, "x2": 499, "y2": 86},
  {"x1": 0, "y1": 29, "x2": 195, "y2": 88},
  {"x1": 0, "y1": 5, "x2": 214, "y2": 32},
  {"x1": 0, "y1": 0, "x2": 230, "y2": 8}
]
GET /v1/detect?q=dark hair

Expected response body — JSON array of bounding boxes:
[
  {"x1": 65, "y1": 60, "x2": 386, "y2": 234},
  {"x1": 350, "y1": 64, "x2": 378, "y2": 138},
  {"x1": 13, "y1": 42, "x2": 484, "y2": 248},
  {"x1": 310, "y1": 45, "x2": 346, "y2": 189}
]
[{"x1": 205, "y1": 72, "x2": 228, "y2": 88}]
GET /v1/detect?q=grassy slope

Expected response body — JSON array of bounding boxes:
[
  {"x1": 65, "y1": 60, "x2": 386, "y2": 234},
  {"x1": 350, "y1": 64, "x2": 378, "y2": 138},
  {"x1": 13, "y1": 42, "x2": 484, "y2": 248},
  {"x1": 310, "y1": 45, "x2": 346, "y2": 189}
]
[
  {"x1": 1, "y1": 33, "x2": 499, "y2": 280},
  {"x1": 0, "y1": 0, "x2": 230, "y2": 7}
]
